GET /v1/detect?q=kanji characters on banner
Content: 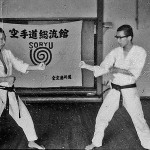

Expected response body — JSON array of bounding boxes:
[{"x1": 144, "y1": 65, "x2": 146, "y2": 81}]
[{"x1": 0, "y1": 21, "x2": 82, "y2": 87}]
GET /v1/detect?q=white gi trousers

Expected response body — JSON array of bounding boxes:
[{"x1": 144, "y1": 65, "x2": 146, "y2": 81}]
[
  {"x1": 92, "y1": 85, "x2": 150, "y2": 149},
  {"x1": 0, "y1": 89, "x2": 38, "y2": 142}
]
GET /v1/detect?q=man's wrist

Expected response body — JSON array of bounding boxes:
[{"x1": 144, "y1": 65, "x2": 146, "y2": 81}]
[
  {"x1": 0, "y1": 77, "x2": 6, "y2": 83},
  {"x1": 85, "y1": 64, "x2": 88, "y2": 69},
  {"x1": 121, "y1": 69, "x2": 133, "y2": 76}
]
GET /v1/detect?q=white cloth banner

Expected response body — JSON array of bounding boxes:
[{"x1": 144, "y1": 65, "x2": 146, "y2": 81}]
[{"x1": 1, "y1": 21, "x2": 82, "y2": 87}]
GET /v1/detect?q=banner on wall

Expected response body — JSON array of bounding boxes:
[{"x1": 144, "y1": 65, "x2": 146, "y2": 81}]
[{"x1": 0, "y1": 21, "x2": 82, "y2": 87}]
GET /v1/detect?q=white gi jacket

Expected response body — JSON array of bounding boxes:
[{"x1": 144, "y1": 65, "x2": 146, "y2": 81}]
[
  {"x1": 94, "y1": 45, "x2": 146, "y2": 85},
  {"x1": 0, "y1": 49, "x2": 29, "y2": 85}
]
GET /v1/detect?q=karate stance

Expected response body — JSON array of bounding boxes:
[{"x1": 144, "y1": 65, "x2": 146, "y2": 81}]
[
  {"x1": 79, "y1": 24, "x2": 150, "y2": 150},
  {"x1": 0, "y1": 28, "x2": 46, "y2": 149}
]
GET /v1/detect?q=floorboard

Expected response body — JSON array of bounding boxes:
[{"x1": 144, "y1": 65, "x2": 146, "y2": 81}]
[{"x1": 0, "y1": 100, "x2": 150, "y2": 149}]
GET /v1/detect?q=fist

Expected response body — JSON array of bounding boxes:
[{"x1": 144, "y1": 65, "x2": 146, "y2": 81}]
[
  {"x1": 79, "y1": 61, "x2": 86, "y2": 68},
  {"x1": 38, "y1": 63, "x2": 46, "y2": 70}
]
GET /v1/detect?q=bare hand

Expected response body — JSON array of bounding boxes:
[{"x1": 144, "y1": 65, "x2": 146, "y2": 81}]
[
  {"x1": 6, "y1": 76, "x2": 16, "y2": 86},
  {"x1": 79, "y1": 61, "x2": 86, "y2": 68},
  {"x1": 38, "y1": 63, "x2": 46, "y2": 70}
]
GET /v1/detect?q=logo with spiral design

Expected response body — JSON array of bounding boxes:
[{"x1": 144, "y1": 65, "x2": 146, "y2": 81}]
[{"x1": 30, "y1": 47, "x2": 52, "y2": 65}]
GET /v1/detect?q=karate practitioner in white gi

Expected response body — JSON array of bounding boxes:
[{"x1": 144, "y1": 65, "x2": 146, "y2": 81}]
[
  {"x1": 79, "y1": 24, "x2": 150, "y2": 150},
  {"x1": 0, "y1": 27, "x2": 45, "y2": 149}
]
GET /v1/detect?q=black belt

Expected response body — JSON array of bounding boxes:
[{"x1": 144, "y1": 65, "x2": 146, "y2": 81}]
[
  {"x1": 111, "y1": 83, "x2": 136, "y2": 107},
  {"x1": 0, "y1": 85, "x2": 21, "y2": 118}
]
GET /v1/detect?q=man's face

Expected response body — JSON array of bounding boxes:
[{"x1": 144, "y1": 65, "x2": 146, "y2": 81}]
[
  {"x1": 115, "y1": 31, "x2": 130, "y2": 48},
  {"x1": 0, "y1": 32, "x2": 5, "y2": 49}
]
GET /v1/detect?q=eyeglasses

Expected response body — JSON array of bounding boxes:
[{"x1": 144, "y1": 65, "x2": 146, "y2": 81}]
[{"x1": 114, "y1": 35, "x2": 128, "y2": 39}]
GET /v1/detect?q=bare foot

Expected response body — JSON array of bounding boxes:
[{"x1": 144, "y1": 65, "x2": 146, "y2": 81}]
[
  {"x1": 28, "y1": 141, "x2": 45, "y2": 149},
  {"x1": 85, "y1": 143, "x2": 96, "y2": 150}
]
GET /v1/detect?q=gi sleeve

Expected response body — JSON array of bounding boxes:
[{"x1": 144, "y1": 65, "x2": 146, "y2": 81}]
[
  {"x1": 129, "y1": 49, "x2": 147, "y2": 80},
  {"x1": 8, "y1": 50, "x2": 29, "y2": 73},
  {"x1": 94, "y1": 50, "x2": 116, "y2": 77}
]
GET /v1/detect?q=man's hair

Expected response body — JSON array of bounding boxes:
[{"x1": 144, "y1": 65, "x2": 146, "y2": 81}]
[
  {"x1": 0, "y1": 27, "x2": 6, "y2": 41},
  {"x1": 117, "y1": 24, "x2": 133, "y2": 41}
]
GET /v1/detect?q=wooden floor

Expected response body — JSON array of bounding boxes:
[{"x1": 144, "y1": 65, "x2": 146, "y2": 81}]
[{"x1": 0, "y1": 99, "x2": 150, "y2": 150}]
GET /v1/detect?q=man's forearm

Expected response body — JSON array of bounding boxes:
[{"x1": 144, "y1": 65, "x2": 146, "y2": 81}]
[
  {"x1": 27, "y1": 65, "x2": 39, "y2": 71},
  {"x1": 119, "y1": 68, "x2": 134, "y2": 76},
  {"x1": 85, "y1": 64, "x2": 95, "y2": 72},
  {"x1": 27, "y1": 63, "x2": 45, "y2": 71},
  {"x1": 0, "y1": 77, "x2": 7, "y2": 83},
  {"x1": 110, "y1": 66, "x2": 134, "y2": 76}
]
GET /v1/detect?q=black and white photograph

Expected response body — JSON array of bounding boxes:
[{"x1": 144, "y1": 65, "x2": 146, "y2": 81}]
[{"x1": 0, "y1": 0, "x2": 150, "y2": 149}]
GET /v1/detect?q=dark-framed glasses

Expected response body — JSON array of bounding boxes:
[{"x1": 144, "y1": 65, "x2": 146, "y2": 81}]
[{"x1": 114, "y1": 35, "x2": 128, "y2": 39}]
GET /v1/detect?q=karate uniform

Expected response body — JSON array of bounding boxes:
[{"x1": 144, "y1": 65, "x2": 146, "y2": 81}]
[
  {"x1": 92, "y1": 45, "x2": 150, "y2": 149},
  {"x1": 0, "y1": 49, "x2": 37, "y2": 142}
]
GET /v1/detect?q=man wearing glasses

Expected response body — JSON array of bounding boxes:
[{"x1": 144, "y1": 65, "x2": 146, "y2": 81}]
[{"x1": 79, "y1": 24, "x2": 150, "y2": 150}]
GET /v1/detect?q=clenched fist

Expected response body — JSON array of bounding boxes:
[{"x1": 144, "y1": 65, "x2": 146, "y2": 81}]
[
  {"x1": 38, "y1": 63, "x2": 46, "y2": 70},
  {"x1": 79, "y1": 61, "x2": 87, "y2": 69}
]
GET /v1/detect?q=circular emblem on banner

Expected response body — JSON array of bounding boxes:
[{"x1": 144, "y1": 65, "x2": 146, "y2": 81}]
[{"x1": 30, "y1": 47, "x2": 52, "y2": 65}]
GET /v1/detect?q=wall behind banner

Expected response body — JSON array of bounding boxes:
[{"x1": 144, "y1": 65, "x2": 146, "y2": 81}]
[
  {"x1": 0, "y1": 0, "x2": 97, "y2": 18},
  {"x1": 0, "y1": 0, "x2": 96, "y2": 88}
]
